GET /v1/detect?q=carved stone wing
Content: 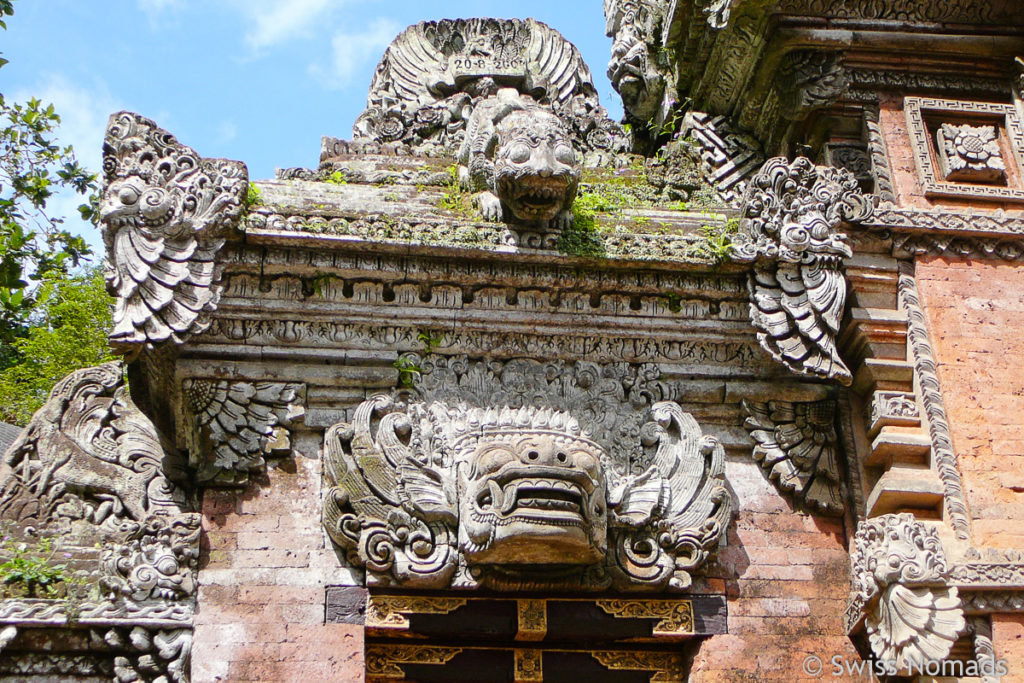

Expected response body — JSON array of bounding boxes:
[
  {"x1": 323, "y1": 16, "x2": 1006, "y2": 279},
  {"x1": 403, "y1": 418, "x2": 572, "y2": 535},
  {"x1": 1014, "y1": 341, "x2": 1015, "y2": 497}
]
[
  {"x1": 741, "y1": 399, "x2": 843, "y2": 515},
  {"x1": 101, "y1": 112, "x2": 247, "y2": 351},
  {"x1": 610, "y1": 401, "x2": 731, "y2": 590},
  {"x1": 734, "y1": 157, "x2": 873, "y2": 385},
  {"x1": 323, "y1": 395, "x2": 456, "y2": 587}
]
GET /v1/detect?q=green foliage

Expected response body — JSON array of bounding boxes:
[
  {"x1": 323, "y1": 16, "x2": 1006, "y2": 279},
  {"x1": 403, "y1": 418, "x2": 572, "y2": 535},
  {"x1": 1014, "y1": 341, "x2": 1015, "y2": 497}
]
[
  {"x1": 393, "y1": 355, "x2": 423, "y2": 388},
  {"x1": 325, "y1": 170, "x2": 348, "y2": 185},
  {"x1": 243, "y1": 182, "x2": 263, "y2": 210},
  {"x1": 0, "y1": 535, "x2": 70, "y2": 598},
  {"x1": 0, "y1": 2, "x2": 99, "y2": 366},
  {"x1": 0, "y1": 267, "x2": 114, "y2": 425},
  {"x1": 688, "y1": 217, "x2": 740, "y2": 265},
  {"x1": 437, "y1": 165, "x2": 475, "y2": 217},
  {"x1": 558, "y1": 195, "x2": 608, "y2": 258}
]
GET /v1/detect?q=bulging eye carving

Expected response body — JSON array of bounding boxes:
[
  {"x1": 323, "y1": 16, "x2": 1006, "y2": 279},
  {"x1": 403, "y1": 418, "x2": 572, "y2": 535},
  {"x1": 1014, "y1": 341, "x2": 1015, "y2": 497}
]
[
  {"x1": 119, "y1": 186, "x2": 141, "y2": 205},
  {"x1": 504, "y1": 143, "x2": 531, "y2": 164},
  {"x1": 555, "y1": 144, "x2": 575, "y2": 165}
]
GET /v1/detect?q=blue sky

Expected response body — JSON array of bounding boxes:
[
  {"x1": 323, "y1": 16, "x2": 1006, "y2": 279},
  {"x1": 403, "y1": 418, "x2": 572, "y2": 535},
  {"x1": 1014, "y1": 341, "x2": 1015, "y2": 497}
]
[{"x1": 2, "y1": 1, "x2": 622, "y2": 251}]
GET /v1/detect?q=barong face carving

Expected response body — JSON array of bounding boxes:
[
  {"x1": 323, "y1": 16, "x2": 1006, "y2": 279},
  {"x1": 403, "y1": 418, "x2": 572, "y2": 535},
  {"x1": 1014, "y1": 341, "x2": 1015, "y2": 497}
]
[
  {"x1": 323, "y1": 377, "x2": 731, "y2": 592},
  {"x1": 458, "y1": 89, "x2": 581, "y2": 228}
]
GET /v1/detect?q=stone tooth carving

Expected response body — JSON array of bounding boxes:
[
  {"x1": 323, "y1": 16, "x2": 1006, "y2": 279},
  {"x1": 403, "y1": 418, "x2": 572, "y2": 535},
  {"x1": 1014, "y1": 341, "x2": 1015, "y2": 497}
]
[
  {"x1": 323, "y1": 391, "x2": 730, "y2": 591},
  {"x1": 848, "y1": 514, "x2": 965, "y2": 669},
  {"x1": 458, "y1": 88, "x2": 581, "y2": 228},
  {"x1": 741, "y1": 399, "x2": 843, "y2": 515},
  {"x1": 604, "y1": 0, "x2": 669, "y2": 124},
  {"x1": 732, "y1": 157, "x2": 874, "y2": 385},
  {"x1": 936, "y1": 123, "x2": 1005, "y2": 183},
  {"x1": 100, "y1": 112, "x2": 247, "y2": 353},
  {"x1": 182, "y1": 379, "x2": 305, "y2": 486},
  {"x1": 353, "y1": 18, "x2": 625, "y2": 157},
  {"x1": 0, "y1": 362, "x2": 182, "y2": 527}
]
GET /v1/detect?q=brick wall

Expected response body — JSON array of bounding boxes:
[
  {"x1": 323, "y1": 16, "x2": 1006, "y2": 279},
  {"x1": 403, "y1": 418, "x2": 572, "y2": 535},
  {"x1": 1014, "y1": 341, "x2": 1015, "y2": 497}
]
[
  {"x1": 191, "y1": 448, "x2": 364, "y2": 683},
  {"x1": 915, "y1": 255, "x2": 1024, "y2": 548},
  {"x1": 689, "y1": 458, "x2": 865, "y2": 681}
]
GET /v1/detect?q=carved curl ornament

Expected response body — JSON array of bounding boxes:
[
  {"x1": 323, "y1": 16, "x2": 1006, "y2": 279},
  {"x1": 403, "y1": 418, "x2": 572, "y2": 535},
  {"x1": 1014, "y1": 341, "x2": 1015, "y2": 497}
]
[
  {"x1": 323, "y1": 395, "x2": 730, "y2": 592},
  {"x1": 847, "y1": 514, "x2": 965, "y2": 669},
  {"x1": 100, "y1": 112, "x2": 248, "y2": 353},
  {"x1": 733, "y1": 157, "x2": 874, "y2": 385}
]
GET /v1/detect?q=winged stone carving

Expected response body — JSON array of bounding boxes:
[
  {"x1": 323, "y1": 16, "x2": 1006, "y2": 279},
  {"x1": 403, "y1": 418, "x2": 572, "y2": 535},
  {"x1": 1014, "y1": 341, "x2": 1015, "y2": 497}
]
[
  {"x1": 741, "y1": 399, "x2": 843, "y2": 515},
  {"x1": 100, "y1": 112, "x2": 248, "y2": 353},
  {"x1": 848, "y1": 514, "x2": 965, "y2": 669},
  {"x1": 323, "y1": 394, "x2": 730, "y2": 591},
  {"x1": 352, "y1": 18, "x2": 625, "y2": 157},
  {"x1": 733, "y1": 157, "x2": 874, "y2": 385}
]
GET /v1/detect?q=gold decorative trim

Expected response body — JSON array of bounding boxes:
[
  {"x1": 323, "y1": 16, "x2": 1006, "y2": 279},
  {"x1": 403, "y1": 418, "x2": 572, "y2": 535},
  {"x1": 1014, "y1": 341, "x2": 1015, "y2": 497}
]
[
  {"x1": 366, "y1": 644, "x2": 462, "y2": 679},
  {"x1": 591, "y1": 650, "x2": 687, "y2": 682},
  {"x1": 594, "y1": 599, "x2": 695, "y2": 636},
  {"x1": 366, "y1": 595, "x2": 467, "y2": 629},
  {"x1": 514, "y1": 648, "x2": 543, "y2": 682},
  {"x1": 516, "y1": 599, "x2": 547, "y2": 641}
]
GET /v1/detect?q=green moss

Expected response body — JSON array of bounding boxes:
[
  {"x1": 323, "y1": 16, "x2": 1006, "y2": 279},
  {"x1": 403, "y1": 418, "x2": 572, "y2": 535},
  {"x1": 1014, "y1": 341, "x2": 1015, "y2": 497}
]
[
  {"x1": 437, "y1": 164, "x2": 477, "y2": 218},
  {"x1": 325, "y1": 171, "x2": 348, "y2": 185},
  {"x1": 687, "y1": 217, "x2": 741, "y2": 265},
  {"x1": 243, "y1": 182, "x2": 263, "y2": 211}
]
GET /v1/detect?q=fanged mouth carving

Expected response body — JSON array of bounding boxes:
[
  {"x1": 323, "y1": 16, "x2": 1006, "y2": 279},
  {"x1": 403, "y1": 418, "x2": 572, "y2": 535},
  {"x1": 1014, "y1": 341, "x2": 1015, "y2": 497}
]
[
  {"x1": 477, "y1": 473, "x2": 589, "y2": 523},
  {"x1": 498, "y1": 176, "x2": 570, "y2": 218}
]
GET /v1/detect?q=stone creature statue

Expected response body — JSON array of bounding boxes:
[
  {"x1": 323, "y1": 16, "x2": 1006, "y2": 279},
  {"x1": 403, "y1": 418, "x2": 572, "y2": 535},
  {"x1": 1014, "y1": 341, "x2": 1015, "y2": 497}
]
[
  {"x1": 457, "y1": 88, "x2": 581, "y2": 229},
  {"x1": 0, "y1": 363, "x2": 162, "y2": 523}
]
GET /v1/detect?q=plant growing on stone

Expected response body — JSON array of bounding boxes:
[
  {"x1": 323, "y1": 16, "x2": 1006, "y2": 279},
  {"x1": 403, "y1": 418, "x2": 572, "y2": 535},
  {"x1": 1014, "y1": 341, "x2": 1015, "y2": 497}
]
[{"x1": 0, "y1": 535, "x2": 71, "y2": 598}]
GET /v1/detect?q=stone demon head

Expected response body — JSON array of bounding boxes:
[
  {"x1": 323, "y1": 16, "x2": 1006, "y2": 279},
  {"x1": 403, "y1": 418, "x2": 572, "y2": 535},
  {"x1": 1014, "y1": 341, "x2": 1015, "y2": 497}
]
[
  {"x1": 452, "y1": 408, "x2": 608, "y2": 566},
  {"x1": 605, "y1": 0, "x2": 667, "y2": 123},
  {"x1": 322, "y1": 395, "x2": 730, "y2": 591},
  {"x1": 458, "y1": 89, "x2": 581, "y2": 229}
]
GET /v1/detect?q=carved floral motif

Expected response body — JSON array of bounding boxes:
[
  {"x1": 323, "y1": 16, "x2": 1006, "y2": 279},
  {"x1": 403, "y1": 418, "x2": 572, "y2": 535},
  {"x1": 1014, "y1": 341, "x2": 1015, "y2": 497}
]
[
  {"x1": 848, "y1": 514, "x2": 965, "y2": 668},
  {"x1": 100, "y1": 112, "x2": 247, "y2": 352},
  {"x1": 937, "y1": 123, "x2": 1005, "y2": 183},
  {"x1": 732, "y1": 157, "x2": 874, "y2": 385}
]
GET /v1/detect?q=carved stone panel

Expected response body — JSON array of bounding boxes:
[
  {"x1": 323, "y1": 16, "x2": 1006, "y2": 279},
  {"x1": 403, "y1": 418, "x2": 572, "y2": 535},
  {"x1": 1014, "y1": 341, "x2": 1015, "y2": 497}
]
[
  {"x1": 322, "y1": 359, "x2": 731, "y2": 592},
  {"x1": 100, "y1": 112, "x2": 248, "y2": 353}
]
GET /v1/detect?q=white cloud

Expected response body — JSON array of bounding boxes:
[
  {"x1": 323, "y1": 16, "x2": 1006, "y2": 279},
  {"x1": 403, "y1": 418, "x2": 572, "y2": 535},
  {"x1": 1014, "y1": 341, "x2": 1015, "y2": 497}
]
[
  {"x1": 217, "y1": 120, "x2": 238, "y2": 144},
  {"x1": 309, "y1": 17, "x2": 398, "y2": 90},
  {"x1": 10, "y1": 75, "x2": 121, "y2": 253},
  {"x1": 137, "y1": 0, "x2": 186, "y2": 26},
  {"x1": 229, "y1": 0, "x2": 334, "y2": 52}
]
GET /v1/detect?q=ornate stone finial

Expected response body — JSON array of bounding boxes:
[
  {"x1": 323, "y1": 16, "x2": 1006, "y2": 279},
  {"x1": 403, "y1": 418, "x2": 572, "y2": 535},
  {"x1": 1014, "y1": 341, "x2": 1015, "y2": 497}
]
[
  {"x1": 741, "y1": 399, "x2": 843, "y2": 515},
  {"x1": 457, "y1": 88, "x2": 581, "y2": 228},
  {"x1": 352, "y1": 18, "x2": 625, "y2": 158},
  {"x1": 101, "y1": 112, "x2": 248, "y2": 353},
  {"x1": 323, "y1": 395, "x2": 730, "y2": 592},
  {"x1": 847, "y1": 514, "x2": 965, "y2": 669},
  {"x1": 604, "y1": 0, "x2": 670, "y2": 124},
  {"x1": 732, "y1": 156, "x2": 874, "y2": 385}
]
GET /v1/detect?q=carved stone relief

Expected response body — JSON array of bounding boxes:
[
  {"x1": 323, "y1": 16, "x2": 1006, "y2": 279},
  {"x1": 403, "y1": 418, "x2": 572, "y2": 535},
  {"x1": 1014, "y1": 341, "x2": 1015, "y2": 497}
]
[
  {"x1": 0, "y1": 362, "x2": 198, "y2": 626},
  {"x1": 847, "y1": 514, "x2": 965, "y2": 668},
  {"x1": 936, "y1": 123, "x2": 1005, "y2": 183},
  {"x1": 100, "y1": 112, "x2": 248, "y2": 353},
  {"x1": 352, "y1": 18, "x2": 625, "y2": 158},
  {"x1": 741, "y1": 399, "x2": 843, "y2": 515},
  {"x1": 182, "y1": 379, "x2": 306, "y2": 486},
  {"x1": 604, "y1": 0, "x2": 670, "y2": 125},
  {"x1": 323, "y1": 358, "x2": 731, "y2": 591},
  {"x1": 904, "y1": 97, "x2": 1024, "y2": 203},
  {"x1": 680, "y1": 112, "x2": 764, "y2": 207},
  {"x1": 732, "y1": 157, "x2": 874, "y2": 385}
]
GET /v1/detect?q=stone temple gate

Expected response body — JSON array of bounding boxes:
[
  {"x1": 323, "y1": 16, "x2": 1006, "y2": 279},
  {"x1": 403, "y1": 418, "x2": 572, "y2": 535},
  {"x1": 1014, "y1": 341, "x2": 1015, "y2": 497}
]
[{"x1": 1, "y1": 3, "x2": 1024, "y2": 682}]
